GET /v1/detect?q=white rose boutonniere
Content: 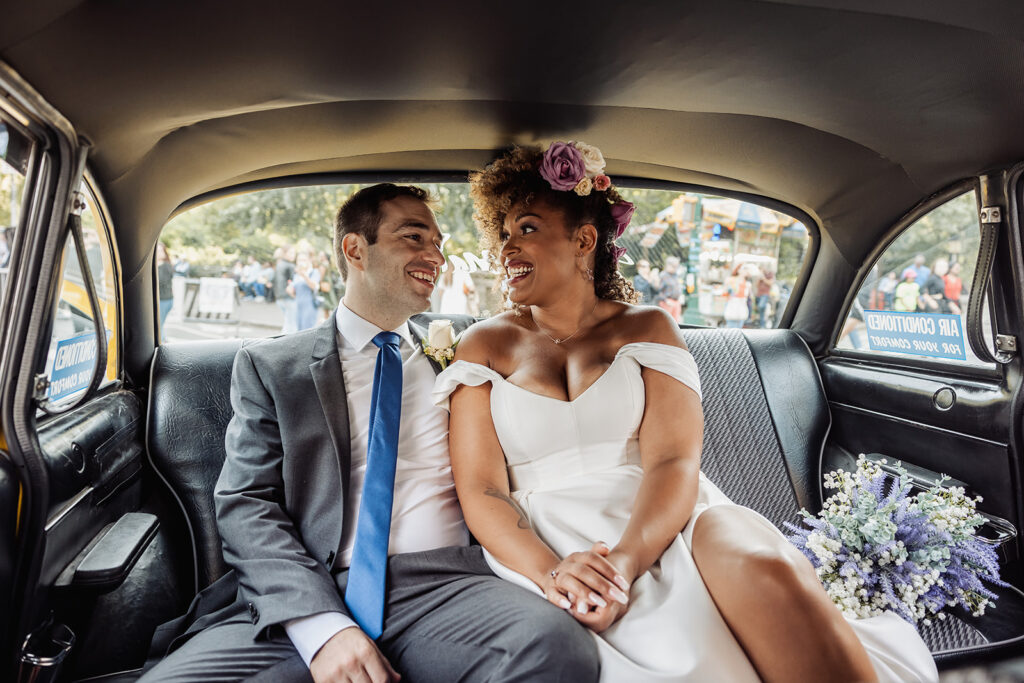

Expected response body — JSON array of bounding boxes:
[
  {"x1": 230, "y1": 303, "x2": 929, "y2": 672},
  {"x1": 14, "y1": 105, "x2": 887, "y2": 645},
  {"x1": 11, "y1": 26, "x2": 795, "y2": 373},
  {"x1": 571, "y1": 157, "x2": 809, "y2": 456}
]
[{"x1": 422, "y1": 319, "x2": 458, "y2": 369}]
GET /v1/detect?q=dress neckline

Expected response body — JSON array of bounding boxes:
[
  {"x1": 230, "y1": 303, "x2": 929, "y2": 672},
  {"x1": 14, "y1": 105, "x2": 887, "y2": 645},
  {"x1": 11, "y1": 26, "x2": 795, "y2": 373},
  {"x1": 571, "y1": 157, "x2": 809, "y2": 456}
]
[{"x1": 451, "y1": 341, "x2": 691, "y2": 405}]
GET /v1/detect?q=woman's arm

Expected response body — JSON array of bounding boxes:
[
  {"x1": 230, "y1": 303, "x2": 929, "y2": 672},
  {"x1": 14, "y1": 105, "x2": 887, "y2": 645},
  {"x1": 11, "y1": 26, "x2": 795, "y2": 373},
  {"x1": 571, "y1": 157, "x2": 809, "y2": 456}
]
[
  {"x1": 588, "y1": 309, "x2": 704, "y2": 630},
  {"x1": 449, "y1": 329, "x2": 626, "y2": 621},
  {"x1": 607, "y1": 364, "x2": 702, "y2": 581}
]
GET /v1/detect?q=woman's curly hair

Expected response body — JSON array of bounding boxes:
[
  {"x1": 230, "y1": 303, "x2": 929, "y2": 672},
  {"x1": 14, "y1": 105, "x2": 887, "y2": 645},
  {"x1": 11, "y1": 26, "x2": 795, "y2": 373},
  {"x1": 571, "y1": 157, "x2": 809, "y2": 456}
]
[{"x1": 469, "y1": 146, "x2": 638, "y2": 304}]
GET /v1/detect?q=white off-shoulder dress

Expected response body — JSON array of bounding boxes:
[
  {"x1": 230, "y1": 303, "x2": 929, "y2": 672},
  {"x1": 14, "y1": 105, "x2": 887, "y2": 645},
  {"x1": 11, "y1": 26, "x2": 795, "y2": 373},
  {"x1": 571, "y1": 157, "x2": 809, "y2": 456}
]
[{"x1": 433, "y1": 342, "x2": 938, "y2": 682}]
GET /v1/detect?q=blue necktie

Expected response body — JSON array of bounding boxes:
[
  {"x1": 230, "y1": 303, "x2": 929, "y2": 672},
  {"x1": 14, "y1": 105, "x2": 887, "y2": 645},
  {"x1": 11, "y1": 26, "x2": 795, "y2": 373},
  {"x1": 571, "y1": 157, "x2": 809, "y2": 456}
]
[{"x1": 344, "y1": 331, "x2": 403, "y2": 639}]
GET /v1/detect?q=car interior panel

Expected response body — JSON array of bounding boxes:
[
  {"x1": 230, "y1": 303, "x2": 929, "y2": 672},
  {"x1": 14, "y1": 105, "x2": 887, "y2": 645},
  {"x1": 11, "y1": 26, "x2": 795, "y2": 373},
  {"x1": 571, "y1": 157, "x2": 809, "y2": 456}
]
[{"x1": 2, "y1": 1, "x2": 1024, "y2": 680}]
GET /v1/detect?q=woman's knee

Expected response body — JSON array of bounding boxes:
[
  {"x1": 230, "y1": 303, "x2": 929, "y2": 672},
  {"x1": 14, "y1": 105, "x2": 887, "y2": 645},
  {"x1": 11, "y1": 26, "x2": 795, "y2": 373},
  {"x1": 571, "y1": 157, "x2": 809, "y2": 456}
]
[{"x1": 693, "y1": 509, "x2": 818, "y2": 597}]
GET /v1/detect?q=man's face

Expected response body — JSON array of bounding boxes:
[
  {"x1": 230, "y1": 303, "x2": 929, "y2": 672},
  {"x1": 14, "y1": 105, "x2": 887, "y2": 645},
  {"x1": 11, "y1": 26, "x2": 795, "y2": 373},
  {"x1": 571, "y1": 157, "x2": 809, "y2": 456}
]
[{"x1": 356, "y1": 196, "x2": 444, "y2": 321}]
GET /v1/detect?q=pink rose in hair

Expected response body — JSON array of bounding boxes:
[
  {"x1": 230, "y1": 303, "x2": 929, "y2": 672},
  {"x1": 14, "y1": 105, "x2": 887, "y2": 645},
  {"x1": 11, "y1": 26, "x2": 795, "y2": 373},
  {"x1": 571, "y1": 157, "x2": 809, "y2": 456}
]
[
  {"x1": 611, "y1": 245, "x2": 628, "y2": 264},
  {"x1": 611, "y1": 200, "x2": 635, "y2": 237},
  {"x1": 539, "y1": 142, "x2": 586, "y2": 191},
  {"x1": 593, "y1": 174, "x2": 611, "y2": 191}
]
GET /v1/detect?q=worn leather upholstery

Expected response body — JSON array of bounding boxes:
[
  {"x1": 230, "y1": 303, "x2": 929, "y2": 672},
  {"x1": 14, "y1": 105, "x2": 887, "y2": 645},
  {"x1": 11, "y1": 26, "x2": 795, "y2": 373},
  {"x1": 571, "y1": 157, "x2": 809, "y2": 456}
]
[{"x1": 146, "y1": 339, "x2": 244, "y2": 592}]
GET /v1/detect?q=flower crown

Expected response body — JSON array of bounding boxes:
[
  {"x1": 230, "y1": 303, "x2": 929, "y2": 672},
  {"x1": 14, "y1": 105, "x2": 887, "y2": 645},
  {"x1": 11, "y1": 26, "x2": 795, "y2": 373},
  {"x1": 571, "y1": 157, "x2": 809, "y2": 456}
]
[{"x1": 539, "y1": 141, "x2": 633, "y2": 264}]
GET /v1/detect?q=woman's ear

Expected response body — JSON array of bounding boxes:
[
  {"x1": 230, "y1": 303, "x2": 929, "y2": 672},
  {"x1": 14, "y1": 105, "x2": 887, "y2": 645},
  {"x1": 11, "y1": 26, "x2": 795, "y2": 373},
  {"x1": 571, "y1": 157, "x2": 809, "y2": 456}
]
[
  {"x1": 341, "y1": 232, "x2": 366, "y2": 273},
  {"x1": 576, "y1": 223, "x2": 599, "y2": 255}
]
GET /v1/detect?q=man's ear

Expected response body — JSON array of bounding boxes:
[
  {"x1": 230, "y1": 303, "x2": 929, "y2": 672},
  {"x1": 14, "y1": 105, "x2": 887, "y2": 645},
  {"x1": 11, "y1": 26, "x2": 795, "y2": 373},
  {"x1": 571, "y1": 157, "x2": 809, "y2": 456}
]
[
  {"x1": 341, "y1": 232, "x2": 367, "y2": 273},
  {"x1": 576, "y1": 223, "x2": 599, "y2": 255}
]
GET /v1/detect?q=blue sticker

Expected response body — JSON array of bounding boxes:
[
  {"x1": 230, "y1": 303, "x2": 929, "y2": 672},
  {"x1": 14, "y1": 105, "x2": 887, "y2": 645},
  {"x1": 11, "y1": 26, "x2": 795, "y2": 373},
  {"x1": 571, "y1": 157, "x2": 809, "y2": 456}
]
[
  {"x1": 862, "y1": 310, "x2": 967, "y2": 361},
  {"x1": 48, "y1": 332, "x2": 99, "y2": 401}
]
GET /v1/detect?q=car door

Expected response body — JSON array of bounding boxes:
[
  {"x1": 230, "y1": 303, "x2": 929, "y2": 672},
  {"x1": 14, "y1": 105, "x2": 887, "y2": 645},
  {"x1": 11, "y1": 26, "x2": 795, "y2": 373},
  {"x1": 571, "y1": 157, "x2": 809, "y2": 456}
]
[
  {"x1": 1, "y1": 66, "x2": 186, "y2": 682},
  {"x1": 819, "y1": 172, "x2": 1024, "y2": 659}
]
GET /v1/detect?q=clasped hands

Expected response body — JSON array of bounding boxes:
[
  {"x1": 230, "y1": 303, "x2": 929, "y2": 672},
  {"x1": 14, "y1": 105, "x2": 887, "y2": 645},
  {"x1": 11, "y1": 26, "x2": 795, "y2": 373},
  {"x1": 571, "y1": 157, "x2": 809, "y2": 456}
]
[{"x1": 541, "y1": 541, "x2": 635, "y2": 632}]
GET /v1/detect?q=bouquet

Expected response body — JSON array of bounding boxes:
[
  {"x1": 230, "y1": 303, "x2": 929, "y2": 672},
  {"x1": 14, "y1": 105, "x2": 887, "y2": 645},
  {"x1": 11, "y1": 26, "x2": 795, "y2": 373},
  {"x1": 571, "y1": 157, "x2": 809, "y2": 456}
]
[{"x1": 785, "y1": 455, "x2": 1004, "y2": 628}]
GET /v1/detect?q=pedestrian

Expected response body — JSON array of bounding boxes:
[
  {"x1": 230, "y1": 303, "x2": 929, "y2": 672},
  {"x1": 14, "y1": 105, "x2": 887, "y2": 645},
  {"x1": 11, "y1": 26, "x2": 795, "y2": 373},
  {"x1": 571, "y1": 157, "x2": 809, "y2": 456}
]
[
  {"x1": 156, "y1": 242, "x2": 175, "y2": 342},
  {"x1": 894, "y1": 267, "x2": 921, "y2": 312},
  {"x1": 943, "y1": 261, "x2": 965, "y2": 315},
  {"x1": 655, "y1": 256, "x2": 683, "y2": 322},
  {"x1": 274, "y1": 246, "x2": 297, "y2": 333},
  {"x1": 878, "y1": 271, "x2": 897, "y2": 310},
  {"x1": 632, "y1": 259, "x2": 655, "y2": 304}
]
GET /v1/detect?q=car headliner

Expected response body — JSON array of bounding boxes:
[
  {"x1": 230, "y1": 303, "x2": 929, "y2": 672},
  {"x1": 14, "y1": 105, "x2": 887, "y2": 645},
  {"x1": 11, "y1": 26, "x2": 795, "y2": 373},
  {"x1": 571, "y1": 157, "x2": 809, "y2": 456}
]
[{"x1": 2, "y1": 0, "x2": 1024, "y2": 338}]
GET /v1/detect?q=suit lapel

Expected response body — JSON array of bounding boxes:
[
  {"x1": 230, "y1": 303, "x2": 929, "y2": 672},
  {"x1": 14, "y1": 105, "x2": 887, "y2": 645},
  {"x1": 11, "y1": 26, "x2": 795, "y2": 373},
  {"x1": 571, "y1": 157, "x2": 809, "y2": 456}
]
[
  {"x1": 309, "y1": 312, "x2": 352, "y2": 504},
  {"x1": 407, "y1": 316, "x2": 443, "y2": 375},
  {"x1": 408, "y1": 313, "x2": 476, "y2": 375}
]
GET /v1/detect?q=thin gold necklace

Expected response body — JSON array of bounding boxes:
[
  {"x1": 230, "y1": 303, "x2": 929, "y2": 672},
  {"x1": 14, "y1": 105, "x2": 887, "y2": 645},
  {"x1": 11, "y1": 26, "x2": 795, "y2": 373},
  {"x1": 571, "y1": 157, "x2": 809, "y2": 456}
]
[{"x1": 534, "y1": 299, "x2": 600, "y2": 344}]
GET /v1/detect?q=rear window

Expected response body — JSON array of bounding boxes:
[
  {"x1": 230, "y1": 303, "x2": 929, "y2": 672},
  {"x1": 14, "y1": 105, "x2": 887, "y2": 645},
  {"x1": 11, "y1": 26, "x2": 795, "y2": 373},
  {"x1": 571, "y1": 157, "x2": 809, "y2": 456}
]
[{"x1": 158, "y1": 183, "x2": 810, "y2": 342}]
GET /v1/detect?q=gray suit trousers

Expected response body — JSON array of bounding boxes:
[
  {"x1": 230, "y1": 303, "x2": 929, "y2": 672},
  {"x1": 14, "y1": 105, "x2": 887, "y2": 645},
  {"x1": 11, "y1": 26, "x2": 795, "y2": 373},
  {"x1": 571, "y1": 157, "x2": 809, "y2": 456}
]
[{"x1": 140, "y1": 546, "x2": 599, "y2": 682}]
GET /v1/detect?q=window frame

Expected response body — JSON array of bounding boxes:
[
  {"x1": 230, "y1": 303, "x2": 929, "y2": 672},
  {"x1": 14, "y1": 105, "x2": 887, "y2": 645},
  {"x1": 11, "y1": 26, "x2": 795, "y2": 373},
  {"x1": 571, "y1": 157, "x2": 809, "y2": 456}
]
[{"x1": 829, "y1": 178, "x2": 1002, "y2": 381}]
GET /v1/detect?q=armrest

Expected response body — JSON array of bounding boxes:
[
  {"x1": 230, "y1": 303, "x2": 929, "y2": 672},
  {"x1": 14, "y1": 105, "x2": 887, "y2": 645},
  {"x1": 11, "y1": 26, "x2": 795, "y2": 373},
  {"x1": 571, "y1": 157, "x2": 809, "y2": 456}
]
[{"x1": 56, "y1": 512, "x2": 159, "y2": 590}]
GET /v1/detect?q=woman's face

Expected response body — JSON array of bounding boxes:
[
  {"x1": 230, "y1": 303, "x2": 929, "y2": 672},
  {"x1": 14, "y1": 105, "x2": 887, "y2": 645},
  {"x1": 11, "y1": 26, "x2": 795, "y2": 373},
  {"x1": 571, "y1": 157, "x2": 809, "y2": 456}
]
[{"x1": 499, "y1": 199, "x2": 583, "y2": 306}]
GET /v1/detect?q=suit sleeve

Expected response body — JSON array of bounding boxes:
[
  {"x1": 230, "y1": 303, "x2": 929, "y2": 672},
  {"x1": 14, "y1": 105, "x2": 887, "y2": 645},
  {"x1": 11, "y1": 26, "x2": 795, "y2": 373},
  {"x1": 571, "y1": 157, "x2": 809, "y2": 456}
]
[{"x1": 215, "y1": 347, "x2": 350, "y2": 637}]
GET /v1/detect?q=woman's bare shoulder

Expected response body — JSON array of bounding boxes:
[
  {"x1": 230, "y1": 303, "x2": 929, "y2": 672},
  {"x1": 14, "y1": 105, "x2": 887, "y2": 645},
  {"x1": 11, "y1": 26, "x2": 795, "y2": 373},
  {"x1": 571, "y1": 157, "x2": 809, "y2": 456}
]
[
  {"x1": 455, "y1": 312, "x2": 524, "y2": 364},
  {"x1": 613, "y1": 304, "x2": 689, "y2": 350}
]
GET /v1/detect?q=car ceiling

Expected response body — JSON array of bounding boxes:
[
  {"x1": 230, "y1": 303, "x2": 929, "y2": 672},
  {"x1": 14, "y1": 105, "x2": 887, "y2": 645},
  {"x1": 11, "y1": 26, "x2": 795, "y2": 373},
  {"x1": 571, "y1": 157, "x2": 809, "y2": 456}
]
[{"x1": 1, "y1": 0, "x2": 1024, "y2": 286}]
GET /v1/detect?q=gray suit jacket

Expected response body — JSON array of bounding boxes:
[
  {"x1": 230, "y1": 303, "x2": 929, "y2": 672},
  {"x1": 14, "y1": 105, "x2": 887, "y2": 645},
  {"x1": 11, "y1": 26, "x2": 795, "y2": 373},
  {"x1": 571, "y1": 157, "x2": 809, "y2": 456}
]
[{"x1": 214, "y1": 310, "x2": 475, "y2": 638}]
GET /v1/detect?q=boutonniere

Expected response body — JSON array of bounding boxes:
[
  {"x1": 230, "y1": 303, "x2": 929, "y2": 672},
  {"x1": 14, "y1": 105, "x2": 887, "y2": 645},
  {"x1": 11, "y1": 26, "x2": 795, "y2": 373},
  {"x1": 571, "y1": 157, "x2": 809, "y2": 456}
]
[{"x1": 422, "y1": 319, "x2": 458, "y2": 369}]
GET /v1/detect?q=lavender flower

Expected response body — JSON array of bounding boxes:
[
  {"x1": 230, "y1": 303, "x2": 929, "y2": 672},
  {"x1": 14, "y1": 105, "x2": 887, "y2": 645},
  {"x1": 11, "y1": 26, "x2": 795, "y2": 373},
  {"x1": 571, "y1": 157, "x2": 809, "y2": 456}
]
[{"x1": 785, "y1": 456, "x2": 1005, "y2": 629}]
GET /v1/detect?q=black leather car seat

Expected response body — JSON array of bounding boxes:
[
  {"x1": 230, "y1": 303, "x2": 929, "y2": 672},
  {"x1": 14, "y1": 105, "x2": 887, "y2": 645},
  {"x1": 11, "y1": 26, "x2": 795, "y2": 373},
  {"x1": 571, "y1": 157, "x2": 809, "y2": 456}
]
[{"x1": 145, "y1": 328, "x2": 998, "y2": 662}]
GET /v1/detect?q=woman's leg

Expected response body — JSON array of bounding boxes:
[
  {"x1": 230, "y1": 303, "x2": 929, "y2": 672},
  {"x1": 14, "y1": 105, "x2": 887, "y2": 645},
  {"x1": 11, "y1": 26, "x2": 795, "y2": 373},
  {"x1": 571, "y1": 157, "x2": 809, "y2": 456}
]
[{"x1": 690, "y1": 506, "x2": 878, "y2": 683}]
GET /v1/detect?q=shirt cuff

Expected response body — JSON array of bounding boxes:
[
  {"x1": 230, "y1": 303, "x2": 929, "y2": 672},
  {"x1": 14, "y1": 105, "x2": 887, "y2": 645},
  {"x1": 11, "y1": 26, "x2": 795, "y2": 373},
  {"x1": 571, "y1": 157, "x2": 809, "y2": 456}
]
[{"x1": 285, "y1": 612, "x2": 359, "y2": 667}]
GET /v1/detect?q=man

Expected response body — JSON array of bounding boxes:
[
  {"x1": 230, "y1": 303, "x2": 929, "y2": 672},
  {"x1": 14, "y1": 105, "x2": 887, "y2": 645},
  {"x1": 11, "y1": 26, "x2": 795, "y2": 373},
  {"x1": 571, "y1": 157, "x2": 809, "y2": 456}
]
[
  {"x1": 141, "y1": 184, "x2": 598, "y2": 682},
  {"x1": 911, "y1": 253, "x2": 931, "y2": 287},
  {"x1": 654, "y1": 256, "x2": 683, "y2": 322},
  {"x1": 632, "y1": 259, "x2": 655, "y2": 304},
  {"x1": 274, "y1": 245, "x2": 297, "y2": 333}
]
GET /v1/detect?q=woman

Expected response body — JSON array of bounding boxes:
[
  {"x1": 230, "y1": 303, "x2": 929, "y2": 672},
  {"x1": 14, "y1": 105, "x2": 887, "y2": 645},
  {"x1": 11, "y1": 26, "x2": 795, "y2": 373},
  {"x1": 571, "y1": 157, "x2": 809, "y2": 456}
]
[
  {"x1": 723, "y1": 263, "x2": 750, "y2": 328},
  {"x1": 434, "y1": 143, "x2": 937, "y2": 682},
  {"x1": 943, "y1": 261, "x2": 965, "y2": 315},
  {"x1": 288, "y1": 250, "x2": 321, "y2": 330}
]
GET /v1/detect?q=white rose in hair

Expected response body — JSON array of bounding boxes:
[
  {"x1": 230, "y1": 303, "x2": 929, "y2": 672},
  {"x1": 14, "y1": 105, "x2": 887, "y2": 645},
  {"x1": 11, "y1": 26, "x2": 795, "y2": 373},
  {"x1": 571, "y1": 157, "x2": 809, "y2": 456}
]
[
  {"x1": 572, "y1": 141, "x2": 606, "y2": 177},
  {"x1": 427, "y1": 319, "x2": 456, "y2": 350}
]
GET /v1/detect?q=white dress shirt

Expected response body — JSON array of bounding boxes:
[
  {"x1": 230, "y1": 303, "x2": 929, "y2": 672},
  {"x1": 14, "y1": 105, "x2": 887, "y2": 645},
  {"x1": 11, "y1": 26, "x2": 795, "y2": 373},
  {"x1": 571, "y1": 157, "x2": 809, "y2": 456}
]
[{"x1": 285, "y1": 302, "x2": 469, "y2": 665}]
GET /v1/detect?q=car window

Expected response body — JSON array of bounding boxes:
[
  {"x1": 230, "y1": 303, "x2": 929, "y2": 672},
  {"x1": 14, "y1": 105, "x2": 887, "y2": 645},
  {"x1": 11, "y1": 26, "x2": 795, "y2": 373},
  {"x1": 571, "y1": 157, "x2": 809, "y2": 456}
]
[
  {"x1": 159, "y1": 184, "x2": 811, "y2": 341},
  {"x1": 835, "y1": 190, "x2": 991, "y2": 366},
  {"x1": 40, "y1": 182, "x2": 119, "y2": 405},
  {"x1": 0, "y1": 119, "x2": 31, "y2": 321}
]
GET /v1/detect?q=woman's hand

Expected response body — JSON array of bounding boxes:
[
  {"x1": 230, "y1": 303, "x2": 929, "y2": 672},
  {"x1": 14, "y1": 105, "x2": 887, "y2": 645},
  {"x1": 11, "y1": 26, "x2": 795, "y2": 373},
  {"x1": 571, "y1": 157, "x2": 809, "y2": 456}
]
[{"x1": 542, "y1": 542, "x2": 632, "y2": 623}]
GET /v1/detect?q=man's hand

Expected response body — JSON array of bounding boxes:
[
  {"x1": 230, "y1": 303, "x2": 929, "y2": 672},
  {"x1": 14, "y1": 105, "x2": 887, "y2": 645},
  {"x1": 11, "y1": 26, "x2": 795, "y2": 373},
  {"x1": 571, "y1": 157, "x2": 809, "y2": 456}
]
[{"x1": 309, "y1": 628, "x2": 400, "y2": 683}]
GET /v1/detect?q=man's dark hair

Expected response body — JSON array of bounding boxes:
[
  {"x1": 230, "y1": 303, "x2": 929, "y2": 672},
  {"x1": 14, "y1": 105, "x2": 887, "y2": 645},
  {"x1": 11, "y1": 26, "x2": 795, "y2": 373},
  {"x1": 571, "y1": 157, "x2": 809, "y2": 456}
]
[{"x1": 334, "y1": 184, "x2": 431, "y2": 278}]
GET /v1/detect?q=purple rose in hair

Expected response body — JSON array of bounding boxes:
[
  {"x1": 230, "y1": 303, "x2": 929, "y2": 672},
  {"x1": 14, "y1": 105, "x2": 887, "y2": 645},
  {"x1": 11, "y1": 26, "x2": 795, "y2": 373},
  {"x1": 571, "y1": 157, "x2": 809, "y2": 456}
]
[
  {"x1": 611, "y1": 201, "x2": 635, "y2": 238},
  {"x1": 611, "y1": 245, "x2": 627, "y2": 265},
  {"x1": 539, "y1": 142, "x2": 587, "y2": 191}
]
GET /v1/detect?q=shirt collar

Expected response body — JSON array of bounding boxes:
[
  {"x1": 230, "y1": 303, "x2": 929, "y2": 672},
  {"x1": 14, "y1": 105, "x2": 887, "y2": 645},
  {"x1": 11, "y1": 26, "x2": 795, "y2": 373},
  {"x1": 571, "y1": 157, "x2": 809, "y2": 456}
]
[{"x1": 336, "y1": 300, "x2": 413, "y2": 352}]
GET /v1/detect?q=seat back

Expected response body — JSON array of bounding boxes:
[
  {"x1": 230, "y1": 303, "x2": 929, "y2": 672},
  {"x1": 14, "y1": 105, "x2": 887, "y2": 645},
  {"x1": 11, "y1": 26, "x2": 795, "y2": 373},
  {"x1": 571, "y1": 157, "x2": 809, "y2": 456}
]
[
  {"x1": 680, "y1": 328, "x2": 827, "y2": 527},
  {"x1": 147, "y1": 339, "x2": 243, "y2": 592}
]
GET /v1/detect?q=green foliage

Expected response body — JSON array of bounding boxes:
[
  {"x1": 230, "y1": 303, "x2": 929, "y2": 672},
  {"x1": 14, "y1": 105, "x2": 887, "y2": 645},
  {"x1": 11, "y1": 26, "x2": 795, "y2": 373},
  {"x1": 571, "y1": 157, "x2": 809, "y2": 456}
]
[
  {"x1": 0, "y1": 162, "x2": 26, "y2": 227},
  {"x1": 162, "y1": 183, "x2": 486, "y2": 273}
]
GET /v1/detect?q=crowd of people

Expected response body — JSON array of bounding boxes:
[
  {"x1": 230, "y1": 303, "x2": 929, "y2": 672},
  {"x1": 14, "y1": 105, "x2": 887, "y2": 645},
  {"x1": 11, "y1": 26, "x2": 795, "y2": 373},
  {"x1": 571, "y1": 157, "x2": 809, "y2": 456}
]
[
  {"x1": 632, "y1": 256, "x2": 785, "y2": 329},
  {"x1": 631, "y1": 256, "x2": 687, "y2": 322},
  {"x1": 156, "y1": 242, "x2": 345, "y2": 337},
  {"x1": 876, "y1": 254, "x2": 966, "y2": 314},
  {"x1": 228, "y1": 246, "x2": 343, "y2": 333}
]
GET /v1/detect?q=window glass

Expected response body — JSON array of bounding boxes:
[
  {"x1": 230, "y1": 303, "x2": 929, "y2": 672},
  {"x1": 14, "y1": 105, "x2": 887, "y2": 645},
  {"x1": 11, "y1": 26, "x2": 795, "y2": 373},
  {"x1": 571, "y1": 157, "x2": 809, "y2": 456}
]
[
  {"x1": 1, "y1": 120, "x2": 31, "y2": 315},
  {"x1": 42, "y1": 184, "x2": 119, "y2": 405},
  {"x1": 159, "y1": 184, "x2": 810, "y2": 342},
  {"x1": 835, "y1": 190, "x2": 990, "y2": 366}
]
